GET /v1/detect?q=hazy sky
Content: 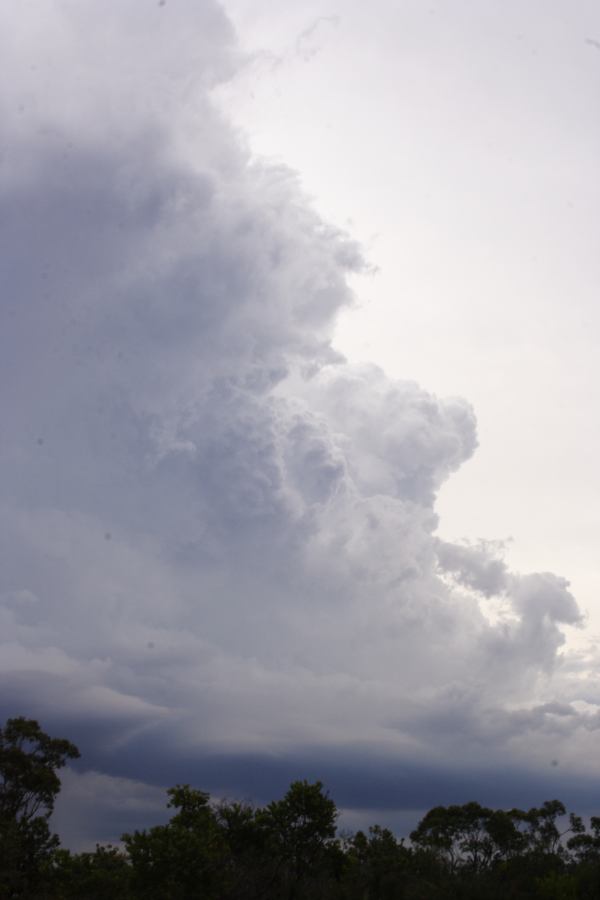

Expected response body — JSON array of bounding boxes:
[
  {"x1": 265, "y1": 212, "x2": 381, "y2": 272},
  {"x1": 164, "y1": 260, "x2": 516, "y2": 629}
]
[{"x1": 1, "y1": 0, "x2": 600, "y2": 848}]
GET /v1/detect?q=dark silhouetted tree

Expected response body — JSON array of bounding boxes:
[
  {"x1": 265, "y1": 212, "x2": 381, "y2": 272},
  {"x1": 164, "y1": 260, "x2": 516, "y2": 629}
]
[
  {"x1": 259, "y1": 779, "x2": 339, "y2": 899},
  {"x1": 123, "y1": 785, "x2": 228, "y2": 900},
  {"x1": 0, "y1": 716, "x2": 79, "y2": 898}
]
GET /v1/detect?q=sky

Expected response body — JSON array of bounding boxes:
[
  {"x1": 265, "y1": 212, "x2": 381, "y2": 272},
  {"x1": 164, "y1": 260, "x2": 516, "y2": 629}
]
[
  {"x1": 216, "y1": 0, "x2": 600, "y2": 629},
  {"x1": 1, "y1": 0, "x2": 600, "y2": 849}
]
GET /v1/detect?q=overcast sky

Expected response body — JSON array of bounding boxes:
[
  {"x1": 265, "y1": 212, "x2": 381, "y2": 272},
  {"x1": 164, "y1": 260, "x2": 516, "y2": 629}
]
[{"x1": 1, "y1": 0, "x2": 600, "y2": 849}]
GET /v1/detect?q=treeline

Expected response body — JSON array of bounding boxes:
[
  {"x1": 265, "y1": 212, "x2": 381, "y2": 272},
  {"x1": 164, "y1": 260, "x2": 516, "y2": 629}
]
[{"x1": 2, "y1": 718, "x2": 600, "y2": 898}]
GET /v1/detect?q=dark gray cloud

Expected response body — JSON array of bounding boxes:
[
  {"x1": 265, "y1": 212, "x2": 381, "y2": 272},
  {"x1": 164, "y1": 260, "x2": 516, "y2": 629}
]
[
  {"x1": 1, "y1": 0, "x2": 598, "y2": 847},
  {"x1": 51, "y1": 741, "x2": 600, "y2": 850}
]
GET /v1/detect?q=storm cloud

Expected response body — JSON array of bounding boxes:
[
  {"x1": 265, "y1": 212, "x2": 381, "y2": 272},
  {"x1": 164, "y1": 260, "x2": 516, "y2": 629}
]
[{"x1": 1, "y1": 0, "x2": 598, "y2": 847}]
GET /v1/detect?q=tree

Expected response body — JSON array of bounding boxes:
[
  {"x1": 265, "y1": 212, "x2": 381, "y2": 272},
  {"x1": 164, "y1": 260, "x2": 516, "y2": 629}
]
[
  {"x1": 214, "y1": 799, "x2": 266, "y2": 900},
  {"x1": 259, "y1": 780, "x2": 339, "y2": 899},
  {"x1": 410, "y1": 802, "x2": 494, "y2": 872},
  {"x1": 123, "y1": 785, "x2": 228, "y2": 900},
  {"x1": 344, "y1": 825, "x2": 411, "y2": 900},
  {"x1": 51, "y1": 845, "x2": 132, "y2": 900},
  {"x1": 0, "y1": 716, "x2": 79, "y2": 898},
  {"x1": 567, "y1": 814, "x2": 600, "y2": 863}
]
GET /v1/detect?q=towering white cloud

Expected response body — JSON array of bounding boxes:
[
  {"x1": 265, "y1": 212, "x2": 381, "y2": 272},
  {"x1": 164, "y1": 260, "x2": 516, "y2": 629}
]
[{"x1": 1, "y1": 0, "x2": 598, "y2": 846}]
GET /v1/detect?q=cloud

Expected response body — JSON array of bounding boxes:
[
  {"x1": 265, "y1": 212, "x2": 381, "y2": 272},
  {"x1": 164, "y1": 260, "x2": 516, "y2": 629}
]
[
  {"x1": 0, "y1": 0, "x2": 596, "y2": 844},
  {"x1": 295, "y1": 15, "x2": 340, "y2": 62},
  {"x1": 52, "y1": 768, "x2": 168, "y2": 852},
  {"x1": 436, "y1": 538, "x2": 509, "y2": 597}
]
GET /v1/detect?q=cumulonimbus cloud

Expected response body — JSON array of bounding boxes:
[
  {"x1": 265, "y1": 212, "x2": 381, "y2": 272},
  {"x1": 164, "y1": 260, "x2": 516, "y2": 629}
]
[{"x1": 1, "y1": 0, "x2": 598, "y2": 846}]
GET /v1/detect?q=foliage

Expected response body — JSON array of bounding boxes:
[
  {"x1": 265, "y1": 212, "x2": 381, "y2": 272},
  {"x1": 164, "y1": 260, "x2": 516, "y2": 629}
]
[
  {"x1": 122, "y1": 785, "x2": 228, "y2": 899},
  {"x1": 51, "y1": 845, "x2": 132, "y2": 899},
  {"x1": 0, "y1": 717, "x2": 79, "y2": 899},
  {"x1": 257, "y1": 779, "x2": 340, "y2": 898}
]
